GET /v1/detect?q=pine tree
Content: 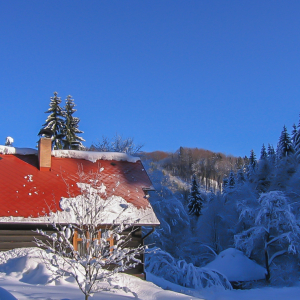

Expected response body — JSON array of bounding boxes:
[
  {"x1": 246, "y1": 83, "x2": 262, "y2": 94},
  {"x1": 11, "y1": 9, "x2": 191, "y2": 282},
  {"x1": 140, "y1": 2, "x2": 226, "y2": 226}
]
[
  {"x1": 188, "y1": 176, "x2": 204, "y2": 217},
  {"x1": 222, "y1": 177, "x2": 228, "y2": 191},
  {"x1": 260, "y1": 144, "x2": 267, "y2": 160},
  {"x1": 277, "y1": 125, "x2": 294, "y2": 159},
  {"x1": 236, "y1": 168, "x2": 246, "y2": 185},
  {"x1": 293, "y1": 116, "x2": 300, "y2": 161},
  {"x1": 249, "y1": 150, "x2": 257, "y2": 168},
  {"x1": 39, "y1": 92, "x2": 65, "y2": 149},
  {"x1": 267, "y1": 144, "x2": 276, "y2": 164},
  {"x1": 62, "y1": 95, "x2": 85, "y2": 150},
  {"x1": 292, "y1": 123, "x2": 297, "y2": 144},
  {"x1": 227, "y1": 170, "x2": 235, "y2": 189}
]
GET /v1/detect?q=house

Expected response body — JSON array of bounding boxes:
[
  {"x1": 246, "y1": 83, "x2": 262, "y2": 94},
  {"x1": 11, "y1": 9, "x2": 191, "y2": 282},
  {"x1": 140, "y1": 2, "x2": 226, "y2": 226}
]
[{"x1": 0, "y1": 137, "x2": 159, "y2": 278}]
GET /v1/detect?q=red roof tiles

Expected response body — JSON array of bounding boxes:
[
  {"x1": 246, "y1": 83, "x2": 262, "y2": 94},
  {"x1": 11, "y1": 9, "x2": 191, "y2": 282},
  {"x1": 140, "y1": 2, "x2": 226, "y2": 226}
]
[{"x1": 0, "y1": 154, "x2": 154, "y2": 219}]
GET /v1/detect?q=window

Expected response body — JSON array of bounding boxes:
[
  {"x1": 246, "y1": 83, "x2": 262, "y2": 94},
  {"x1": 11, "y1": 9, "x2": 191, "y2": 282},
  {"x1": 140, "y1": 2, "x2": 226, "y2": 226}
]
[{"x1": 72, "y1": 228, "x2": 114, "y2": 255}]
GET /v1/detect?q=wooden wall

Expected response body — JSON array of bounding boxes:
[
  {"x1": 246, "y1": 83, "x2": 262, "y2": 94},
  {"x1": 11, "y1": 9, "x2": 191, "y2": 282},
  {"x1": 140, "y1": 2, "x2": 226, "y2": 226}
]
[
  {"x1": 0, "y1": 224, "x2": 56, "y2": 251},
  {"x1": 0, "y1": 224, "x2": 145, "y2": 277}
]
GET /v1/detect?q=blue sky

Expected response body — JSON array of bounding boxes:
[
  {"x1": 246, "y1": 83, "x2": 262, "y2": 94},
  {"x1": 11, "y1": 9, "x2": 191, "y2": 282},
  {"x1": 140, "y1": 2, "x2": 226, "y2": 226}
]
[{"x1": 1, "y1": 1, "x2": 300, "y2": 157}]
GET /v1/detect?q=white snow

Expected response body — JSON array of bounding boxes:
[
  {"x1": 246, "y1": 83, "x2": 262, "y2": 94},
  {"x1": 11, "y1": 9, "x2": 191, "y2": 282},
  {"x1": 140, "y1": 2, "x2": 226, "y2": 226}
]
[
  {"x1": 204, "y1": 248, "x2": 267, "y2": 282},
  {"x1": 56, "y1": 189, "x2": 160, "y2": 225},
  {"x1": 0, "y1": 146, "x2": 38, "y2": 155},
  {"x1": 0, "y1": 248, "x2": 299, "y2": 300},
  {"x1": 5, "y1": 136, "x2": 14, "y2": 146},
  {"x1": 0, "y1": 182, "x2": 160, "y2": 225},
  {"x1": 0, "y1": 247, "x2": 297, "y2": 300},
  {"x1": 0, "y1": 146, "x2": 140, "y2": 163},
  {"x1": 52, "y1": 149, "x2": 140, "y2": 163},
  {"x1": 0, "y1": 247, "x2": 201, "y2": 300}
]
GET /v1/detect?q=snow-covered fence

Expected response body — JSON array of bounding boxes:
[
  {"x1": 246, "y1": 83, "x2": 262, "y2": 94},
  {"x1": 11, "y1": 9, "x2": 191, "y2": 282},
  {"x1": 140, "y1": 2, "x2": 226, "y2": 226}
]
[{"x1": 145, "y1": 248, "x2": 232, "y2": 290}]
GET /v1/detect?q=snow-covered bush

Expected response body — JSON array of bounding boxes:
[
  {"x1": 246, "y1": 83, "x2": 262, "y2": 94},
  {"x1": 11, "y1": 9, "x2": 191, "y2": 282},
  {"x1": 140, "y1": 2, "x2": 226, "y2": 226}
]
[
  {"x1": 35, "y1": 170, "x2": 145, "y2": 300},
  {"x1": 145, "y1": 248, "x2": 232, "y2": 290}
]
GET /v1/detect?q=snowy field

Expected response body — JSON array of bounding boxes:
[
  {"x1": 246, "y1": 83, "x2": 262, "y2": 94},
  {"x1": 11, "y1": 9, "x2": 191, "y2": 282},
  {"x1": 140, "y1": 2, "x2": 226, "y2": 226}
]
[{"x1": 0, "y1": 248, "x2": 299, "y2": 300}]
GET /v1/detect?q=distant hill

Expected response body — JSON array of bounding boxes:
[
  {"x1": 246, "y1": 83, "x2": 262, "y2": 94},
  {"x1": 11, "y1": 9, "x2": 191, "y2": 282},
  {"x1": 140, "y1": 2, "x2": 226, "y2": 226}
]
[{"x1": 141, "y1": 147, "x2": 245, "y2": 191}]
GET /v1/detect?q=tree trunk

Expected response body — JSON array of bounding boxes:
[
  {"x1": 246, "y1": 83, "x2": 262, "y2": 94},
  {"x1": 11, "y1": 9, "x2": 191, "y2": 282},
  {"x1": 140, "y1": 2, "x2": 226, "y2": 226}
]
[
  {"x1": 85, "y1": 295, "x2": 89, "y2": 300},
  {"x1": 264, "y1": 248, "x2": 270, "y2": 282},
  {"x1": 265, "y1": 234, "x2": 271, "y2": 282}
]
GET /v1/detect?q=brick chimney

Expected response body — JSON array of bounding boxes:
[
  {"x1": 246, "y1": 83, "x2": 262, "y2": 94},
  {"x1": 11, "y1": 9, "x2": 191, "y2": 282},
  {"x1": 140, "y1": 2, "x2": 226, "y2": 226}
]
[{"x1": 38, "y1": 137, "x2": 52, "y2": 171}]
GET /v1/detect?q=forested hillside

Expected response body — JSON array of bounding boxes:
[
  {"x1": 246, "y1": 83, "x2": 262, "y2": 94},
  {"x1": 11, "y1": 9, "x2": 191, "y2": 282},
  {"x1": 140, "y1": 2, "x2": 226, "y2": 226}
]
[
  {"x1": 142, "y1": 147, "x2": 245, "y2": 191},
  {"x1": 143, "y1": 120, "x2": 300, "y2": 288}
]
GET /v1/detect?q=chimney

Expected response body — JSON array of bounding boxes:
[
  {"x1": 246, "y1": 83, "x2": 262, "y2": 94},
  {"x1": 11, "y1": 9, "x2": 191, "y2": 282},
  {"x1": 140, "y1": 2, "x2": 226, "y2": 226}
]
[{"x1": 38, "y1": 137, "x2": 52, "y2": 171}]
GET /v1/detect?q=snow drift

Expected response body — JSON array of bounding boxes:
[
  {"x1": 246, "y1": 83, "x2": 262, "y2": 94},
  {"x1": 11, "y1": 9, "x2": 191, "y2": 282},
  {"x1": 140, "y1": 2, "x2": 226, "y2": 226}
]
[{"x1": 204, "y1": 248, "x2": 267, "y2": 282}]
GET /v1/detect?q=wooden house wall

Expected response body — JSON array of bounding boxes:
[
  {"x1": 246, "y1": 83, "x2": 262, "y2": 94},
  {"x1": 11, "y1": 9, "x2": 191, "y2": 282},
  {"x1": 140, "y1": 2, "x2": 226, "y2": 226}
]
[
  {"x1": 0, "y1": 224, "x2": 56, "y2": 251},
  {"x1": 0, "y1": 224, "x2": 145, "y2": 277},
  {"x1": 121, "y1": 226, "x2": 144, "y2": 275}
]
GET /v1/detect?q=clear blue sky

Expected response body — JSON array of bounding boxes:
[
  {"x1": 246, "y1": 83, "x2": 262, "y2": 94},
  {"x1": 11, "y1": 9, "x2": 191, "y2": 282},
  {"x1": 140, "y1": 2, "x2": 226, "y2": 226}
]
[{"x1": 1, "y1": 1, "x2": 300, "y2": 157}]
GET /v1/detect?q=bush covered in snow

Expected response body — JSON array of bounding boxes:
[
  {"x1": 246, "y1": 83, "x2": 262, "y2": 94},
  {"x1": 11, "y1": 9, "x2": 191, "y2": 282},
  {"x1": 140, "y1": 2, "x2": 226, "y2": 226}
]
[{"x1": 145, "y1": 248, "x2": 232, "y2": 290}]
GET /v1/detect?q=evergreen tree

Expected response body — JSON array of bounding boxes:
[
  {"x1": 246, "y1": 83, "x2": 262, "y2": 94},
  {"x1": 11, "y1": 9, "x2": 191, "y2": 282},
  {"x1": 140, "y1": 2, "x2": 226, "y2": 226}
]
[
  {"x1": 260, "y1": 144, "x2": 267, "y2": 160},
  {"x1": 249, "y1": 150, "x2": 257, "y2": 168},
  {"x1": 62, "y1": 95, "x2": 85, "y2": 150},
  {"x1": 277, "y1": 125, "x2": 294, "y2": 159},
  {"x1": 188, "y1": 176, "x2": 204, "y2": 217},
  {"x1": 246, "y1": 150, "x2": 257, "y2": 182},
  {"x1": 292, "y1": 123, "x2": 297, "y2": 144},
  {"x1": 222, "y1": 177, "x2": 228, "y2": 191},
  {"x1": 236, "y1": 168, "x2": 246, "y2": 185},
  {"x1": 293, "y1": 116, "x2": 300, "y2": 161},
  {"x1": 267, "y1": 144, "x2": 276, "y2": 164},
  {"x1": 227, "y1": 170, "x2": 235, "y2": 189},
  {"x1": 39, "y1": 92, "x2": 65, "y2": 149}
]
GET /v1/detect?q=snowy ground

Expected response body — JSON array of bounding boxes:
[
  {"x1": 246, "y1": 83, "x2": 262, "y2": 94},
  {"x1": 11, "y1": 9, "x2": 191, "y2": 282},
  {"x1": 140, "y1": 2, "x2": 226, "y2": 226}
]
[{"x1": 0, "y1": 248, "x2": 299, "y2": 300}]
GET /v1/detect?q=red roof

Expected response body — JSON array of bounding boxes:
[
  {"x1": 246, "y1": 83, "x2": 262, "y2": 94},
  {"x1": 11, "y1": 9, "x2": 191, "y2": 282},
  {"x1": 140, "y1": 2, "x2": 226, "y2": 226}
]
[{"x1": 0, "y1": 154, "x2": 154, "y2": 219}]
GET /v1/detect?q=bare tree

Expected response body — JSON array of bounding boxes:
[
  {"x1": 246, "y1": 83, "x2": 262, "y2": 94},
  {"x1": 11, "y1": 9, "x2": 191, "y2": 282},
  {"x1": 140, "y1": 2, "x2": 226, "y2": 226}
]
[{"x1": 90, "y1": 134, "x2": 143, "y2": 155}]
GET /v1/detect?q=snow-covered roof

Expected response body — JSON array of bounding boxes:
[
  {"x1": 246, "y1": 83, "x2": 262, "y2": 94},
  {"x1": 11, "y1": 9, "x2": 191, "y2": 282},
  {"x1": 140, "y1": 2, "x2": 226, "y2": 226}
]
[
  {"x1": 0, "y1": 146, "x2": 38, "y2": 155},
  {"x1": 204, "y1": 248, "x2": 266, "y2": 282},
  {"x1": 0, "y1": 149, "x2": 158, "y2": 225},
  {"x1": 0, "y1": 146, "x2": 140, "y2": 163}
]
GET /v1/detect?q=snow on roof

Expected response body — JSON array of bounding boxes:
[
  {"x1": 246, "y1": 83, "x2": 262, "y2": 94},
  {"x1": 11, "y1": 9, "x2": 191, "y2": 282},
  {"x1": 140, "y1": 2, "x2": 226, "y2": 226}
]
[
  {"x1": 0, "y1": 196, "x2": 160, "y2": 225},
  {"x1": 0, "y1": 183, "x2": 160, "y2": 225},
  {"x1": 0, "y1": 146, "x2": 38, "y2": 155},
  {"x1": 56, "y1": 192, "x2": 160, "y2": 225},
  {"x1": 52, "y1": 150, "x2": 140, "y2": 163},
  {"x1": 204, "y1": 248, "x2": 266, "y2": 282},
  {"x1": 0, "y1": 145, "x2": 140, "y2": 163}
]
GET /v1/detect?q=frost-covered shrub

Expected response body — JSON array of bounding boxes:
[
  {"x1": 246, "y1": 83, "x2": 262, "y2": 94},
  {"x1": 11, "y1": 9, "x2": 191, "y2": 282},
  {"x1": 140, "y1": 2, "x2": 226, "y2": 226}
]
[
  {"x1": 235, "y1": 191, "x2": 300, "y2": 281},
  {"x1": 269, "y1": 255, "x2": 299, "y2": 286},
  {"x1": 145, "y1": 248, "x2": 232, "y2": 290},
  {"x1": 35, "y1": 171, "x2": 146, "y2": 300}
]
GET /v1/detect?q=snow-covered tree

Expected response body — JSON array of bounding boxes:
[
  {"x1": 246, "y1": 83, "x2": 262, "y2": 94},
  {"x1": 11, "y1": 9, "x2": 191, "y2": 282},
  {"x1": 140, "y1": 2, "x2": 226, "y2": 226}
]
[
  {"x1": 249, "y1": 149, "x2": 257, "y2": 168},
  {"x1": 291, "y1": 123, "x2": 297, "y2": 144},
  {"x1": 235, "y1": 191, "x2": 300, "y2": 281},
  {"x1": 62, "y1": 95, "x2": 85, "y2": 150},
  {"x1": 197, "y1": 193, "x2": 235, "y2": 255},
  {"x1": 293, "y1": 117, "x2": 300, "y2": 161},
  {"x1": 277, "y1": 125, "x2": 294, "y2": 159},
  {"x1": 227, "y1": 170, "x2": 235, "y2": 189},
  {"x1": 267, "y1": 144, "x2": 276, "y2": 164},
  {"x1": 260, "y1": 144, "x2": 267, "y2": 160},
  {"x1": 35, "y1": 171, "x2": 145, "y2": 300},
  {"x1": 188, "y1": 176, "x2": 204, "y2": 217},
  {"x1": 91, "y1": 134, "x2": 143, "y2": 155},
  {"x1": 236, "y1": 168, "x2": 246, "y2": 185},
  {"x1": 39, "y1": 92, "x2": 65, "y2": 149}
]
